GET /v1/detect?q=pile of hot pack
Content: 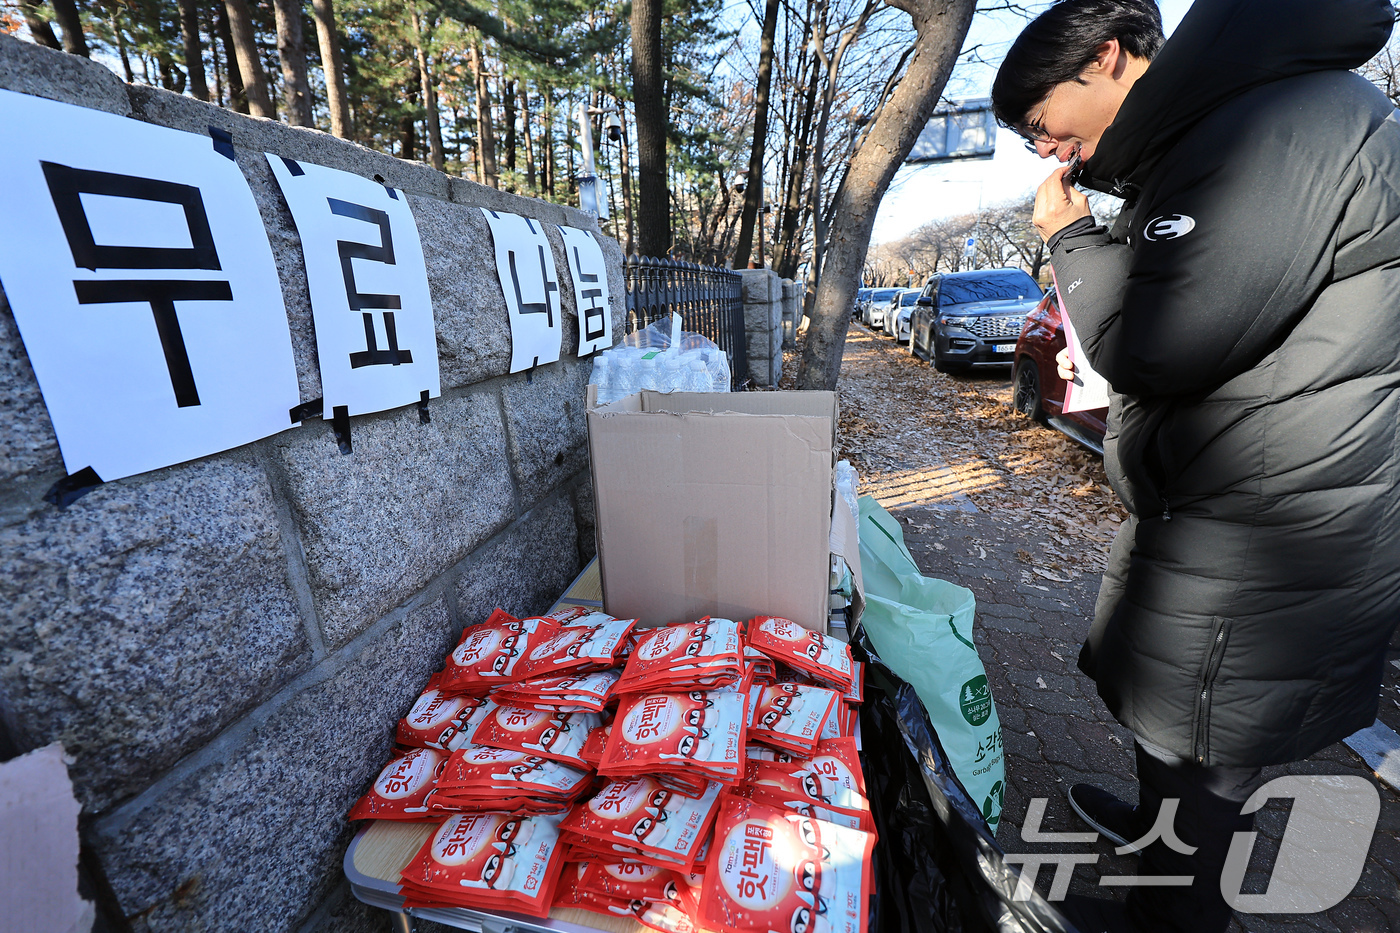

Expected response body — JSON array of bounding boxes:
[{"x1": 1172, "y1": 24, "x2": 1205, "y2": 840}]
[{"x1": 348, "y1": 610, "x2": 875, "y2": 933}]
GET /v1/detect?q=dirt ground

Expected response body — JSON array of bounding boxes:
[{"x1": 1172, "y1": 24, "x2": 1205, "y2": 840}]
[{"x1": 813, "y1": 323, "x2": 1400, "y2": 933}]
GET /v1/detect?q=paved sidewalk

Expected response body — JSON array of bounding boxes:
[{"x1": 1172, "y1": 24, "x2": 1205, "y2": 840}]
[{"x1": 834, "y1": 324, "x2": 1400, "y2": 932}]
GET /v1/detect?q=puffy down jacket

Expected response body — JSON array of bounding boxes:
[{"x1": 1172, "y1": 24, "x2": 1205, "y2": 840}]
[{"x1": 1051, "y1": 0, "x2": 1400, "y2": 766}]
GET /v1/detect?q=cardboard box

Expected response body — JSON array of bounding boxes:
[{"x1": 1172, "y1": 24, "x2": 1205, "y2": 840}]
[{"x1": 586, "y1": 390, "x2": 839, "y2": 632}]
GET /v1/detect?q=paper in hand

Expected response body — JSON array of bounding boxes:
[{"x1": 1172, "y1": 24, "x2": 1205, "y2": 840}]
[{"x1": 1053, "y1": 279, "x2": 1110, "y2": 413}]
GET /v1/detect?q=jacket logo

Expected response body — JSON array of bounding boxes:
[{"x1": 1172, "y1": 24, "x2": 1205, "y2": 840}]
[{"x1": 1143, "y1": 214, "x2": 1196, "y2": 241}]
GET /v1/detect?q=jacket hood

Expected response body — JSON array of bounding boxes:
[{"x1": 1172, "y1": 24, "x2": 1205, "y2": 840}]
[{"x1": 1080, "y1": 0, "x2": 1393, "y2": 196}]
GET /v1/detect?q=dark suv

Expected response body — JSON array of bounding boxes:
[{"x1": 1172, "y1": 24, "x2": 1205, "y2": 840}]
[{"x1": 910, "y1": 269, "x2": 1044, "y2": 373}]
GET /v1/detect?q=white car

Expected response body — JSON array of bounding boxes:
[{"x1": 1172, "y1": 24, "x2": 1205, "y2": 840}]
[{"x1": 888, "y1": 289, "x2": 921, "y2": 344}]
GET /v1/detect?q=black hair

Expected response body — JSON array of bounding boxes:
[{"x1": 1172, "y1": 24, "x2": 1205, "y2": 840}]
[{"x1": 991, "y1": 0, "x2": 1165, "y2": 131}]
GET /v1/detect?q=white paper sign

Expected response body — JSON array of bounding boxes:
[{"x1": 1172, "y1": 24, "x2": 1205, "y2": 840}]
[
  {"x1": 557, "y1": 225, "x2": 613, "y2": 356},
  {"x1": 0, "y1": 90, "x2": 300, "y2": 482},
  {"x1": 481, "y1": 209, "x2": 561, "y2": 372},
  {"x1": 267, "y1": 155, "x2": 440, "y2": 417},
  {"x1": 1058, "y1": 290, "x2": 1111, "y2": 413}
]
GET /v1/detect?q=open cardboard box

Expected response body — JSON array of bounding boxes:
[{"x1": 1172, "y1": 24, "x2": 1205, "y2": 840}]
[{"x1": 586, "y1": 389, "x2": 861, "y2": 633}]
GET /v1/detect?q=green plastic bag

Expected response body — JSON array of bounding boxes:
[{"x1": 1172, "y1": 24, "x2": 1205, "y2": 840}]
[{"x1": 857, "y1": 496, "x2": 1005, "y2": 831}]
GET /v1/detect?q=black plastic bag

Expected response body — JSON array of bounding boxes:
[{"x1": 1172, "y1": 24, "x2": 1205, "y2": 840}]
[{"x1": 852, "y1": 623, "x2": 1081, "y2": 933}]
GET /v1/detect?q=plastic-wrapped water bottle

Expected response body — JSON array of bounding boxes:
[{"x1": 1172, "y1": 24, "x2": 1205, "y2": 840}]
[{"x1": 590, "y1": 354, "x2": 612, "y2": 403}]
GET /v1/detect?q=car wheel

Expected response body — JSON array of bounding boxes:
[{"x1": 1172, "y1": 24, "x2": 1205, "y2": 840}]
[
  {"x1": 1013, "y1": 357, "x2": 1044, "y2": 420},
  {"x1": 932, "y1": 342, "x2": 968, "y2": 375}
]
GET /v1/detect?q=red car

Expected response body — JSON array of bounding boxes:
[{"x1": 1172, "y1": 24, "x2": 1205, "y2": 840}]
[{"x1": 1012, "y1": 286, "x2": 1108, "y2": 453}]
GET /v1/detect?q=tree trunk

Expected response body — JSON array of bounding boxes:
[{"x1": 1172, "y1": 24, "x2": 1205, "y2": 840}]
[
  {"x1": 223, "y1": 0, "x2": 272, "y2": 117},
  {"x1": 521, "y1": 82, "x2": 536, "y2": 191},
  {"x1": 18, "y1": 3, "x2": 61, "y2": 50},
  {"x1": 273, "y1": 0, "x2": 312, "y2": 125},
  {"x1": 177, "y1": 0, "x2": 209, "y2": 100},
  {"x1": 774, "y1": 7, "x2": 819, "y2": 279},
  {"x1": 731, "y1": 0, "x2": 780, "y2": 269},
  {"x1": 110, "y1": 6, "x2": 134, "y2": 83},
  {"x1": 630, "y1": 0, "x2": 668, "y2": 257},
  {"x1": 617, "y1": 98, "x2": 636, "y2": 255},
  {"x1": 50, "y1": 0, "x2": 88, "y2": 56},
  {"x1": 796, "y1": 0, "x2": 977, "y2": 390},
  {"x1": 503, "y1": 78, "x2": 517, "y2": 179},
  {"x1": 541, "y1": 87, "x2": 553, "y2": 194},
  {"x1": 411, "y1": 10, "x2": 445, "y2": 170},
  {"x1": 470, "y1": 42, "x2": 499, "y2": 188},
  {"x1": 801, "y1": 0, "x2": 875, "y2": 327},
  {"x1": 311, "y1": 0, "x2": 351, "y2": 137},
  {"x1": 401, "y1": 57, "x2": 420, "y2": 161}
]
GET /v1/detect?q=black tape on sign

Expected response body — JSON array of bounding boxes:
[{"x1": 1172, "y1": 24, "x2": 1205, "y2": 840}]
[
  {"x1": 290, "y1": 398, "x2": 324, "y2": 423},
  {"x1": 418, "y1": 390, "x2": 431, "y2": 424},
  {"x1": 209, "y1": 126, "x2": 235, "y2": 161},
  {"x1": 850, "y1": 624, "x2": 1082, "y2": 933},
  {"x1": 44, "y1": 467, "x2": 103, "y2": 509},
  {"x1": 331, "y1": 405, "x2": 352, "y2": 454}
]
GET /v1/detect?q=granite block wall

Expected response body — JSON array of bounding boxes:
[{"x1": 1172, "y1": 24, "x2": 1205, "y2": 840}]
[
  {"x1": 740, "y1": 268, "x2": 785, "y2": 387},
  {"x1": 0, "y1": 34, "x2": 619, "y2": 933}
]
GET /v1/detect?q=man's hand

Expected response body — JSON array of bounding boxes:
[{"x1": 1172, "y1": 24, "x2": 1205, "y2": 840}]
[
  {"x1": 1056, "y1": 347, "x2": 1076, "y2": 382},
  {"x1": 1033, "y1": 164, "x2": 1091, "y2": 242}
]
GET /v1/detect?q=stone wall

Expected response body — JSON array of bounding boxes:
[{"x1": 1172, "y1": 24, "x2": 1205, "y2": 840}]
[{"x1": 0, "y1": 35, "x2": 621, "y2": 933}]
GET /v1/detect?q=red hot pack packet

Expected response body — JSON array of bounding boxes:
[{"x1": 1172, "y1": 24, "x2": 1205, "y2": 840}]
[
  {"x1": 700, "y1": 796, "x2": 874, "y2": 933},
  {"x1": 513, "y1": 616, "x2": 638, "y2": 680},
  {"x1": 494, "y1": 669, "x2": 621, "y2": 712},
  {"x1": 347, "y1": 746, "x2": 447, "y2": 821},
  {"x1": 395, "y1": 675, "x2": 496, "y2": 749},
  {"x1": 600, "y1": 690, "x2": 747, "y2": 781},
  {"x1": 471, "y1": 705, "x2": 600, "y2": 769},
  {"x1": 399, "y1": 812, "x2": 566, "y2": 916},
  {"x1": 436, "y1": 744, "x2": 592, "y2": 800},
  {"x1": 749, "y1": 683, "x2": 840, "y2": 756},
  {"x1": 617, "y1": 619, "x2": 744, "y2": 693},
  {"x1": 561, "y1": 777, "x2": 723, "y2": 870},
  {"x1": 439, "y1": 610, "x2": 561, "y2": 693},
  {"x1": 747, "y1": 617, "x2": 854, "y2": 691}
]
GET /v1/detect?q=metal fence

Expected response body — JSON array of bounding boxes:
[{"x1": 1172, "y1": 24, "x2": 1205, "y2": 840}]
[{"x1": 623, "y1": 255, "x2": 747, "y2": 388}]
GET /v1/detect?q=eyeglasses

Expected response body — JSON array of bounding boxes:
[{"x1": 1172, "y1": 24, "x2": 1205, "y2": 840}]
[{"x1": 1019, "y1": 92, "x2": 1056, "y2": 152}]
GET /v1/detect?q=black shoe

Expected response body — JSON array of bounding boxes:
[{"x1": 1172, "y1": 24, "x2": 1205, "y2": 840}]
[
  {"x1": 1057, "y1": 892, "x2": 1133, "y2": 933},
  {"x1": 1067, "y1": 784, "x2": 1144, "y2": 852}
]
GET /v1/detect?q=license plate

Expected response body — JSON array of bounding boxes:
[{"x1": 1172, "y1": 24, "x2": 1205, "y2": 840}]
[{"x1": 994, "y1": 343, "x2": 1017, "y2": 353}]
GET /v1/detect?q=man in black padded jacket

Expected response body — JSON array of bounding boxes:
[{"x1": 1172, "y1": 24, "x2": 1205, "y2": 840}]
[{"x1": 992, "y1": 1, "x2": 1400, "y2": 930}]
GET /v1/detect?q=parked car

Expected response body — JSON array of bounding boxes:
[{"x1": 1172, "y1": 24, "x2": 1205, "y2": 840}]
[
  {"x1": 888, "y1": 288, "x2": 921, "y2": 343},
  {"x1": 910, "y1": 268, "x2": 1044, "y2": 373},
  {"x1": 878, "y1": 288, "x2": 912, "y2": 336},
  {"x1": 1012, "y1": 286, "x2": 1108, "y2": 453},
  {"x1": 863, "y1": 287, "x2": 900, "y2": 329}
]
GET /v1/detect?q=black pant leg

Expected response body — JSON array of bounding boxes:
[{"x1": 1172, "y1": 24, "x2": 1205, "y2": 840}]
[{"x1": 1123, "y1": 742, "x2": 1265, "y2": 933}]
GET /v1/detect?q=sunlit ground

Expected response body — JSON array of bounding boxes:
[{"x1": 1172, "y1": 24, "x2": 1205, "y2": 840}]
[{"x1": 863, "y1": 462, "x2": 1005, "y2": 509}]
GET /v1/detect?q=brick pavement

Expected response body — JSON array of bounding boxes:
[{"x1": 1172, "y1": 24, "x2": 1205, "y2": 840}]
[{"x1": 839, "y1": 323, "x2": 1400, "y2": 933}]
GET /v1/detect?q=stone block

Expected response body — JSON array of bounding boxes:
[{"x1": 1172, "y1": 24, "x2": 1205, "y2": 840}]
[
  {"x1": 0, "y1": 286, "x2": 63, "y2": 486},
  {"x1": 501, "y1": 357, "x2": 590, "y2": 508},
  {"x1": 408, "y1": 194, "x2": 512, "y2": 390},
  {"x1": 739, "y1": 268, "x2": 779, "y2": 305},
  {"x1": 0, "y1": 454, "x2": 311, "y2": 813},
  {"x1": 272, "y1": 391, "x2": 514, "y2": 649},
  {"x1": 573, "y1": 476, "x2": 597, "y2": 565},
  {"x1": 0, "y1": 33, "x2": 130, "y2": 115},
  {"x1": 447, "y1": 175, "x2": 594, "y2": 229},
  {"x1": 126, "y1": 85, "x2": 451, "y2": 200},
  {"x1": 455, "y1": 492, "x2": 580, "y2": 626},
  {"x1": 91, "y1": 597, "x2": 455, "y2": 933}
]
